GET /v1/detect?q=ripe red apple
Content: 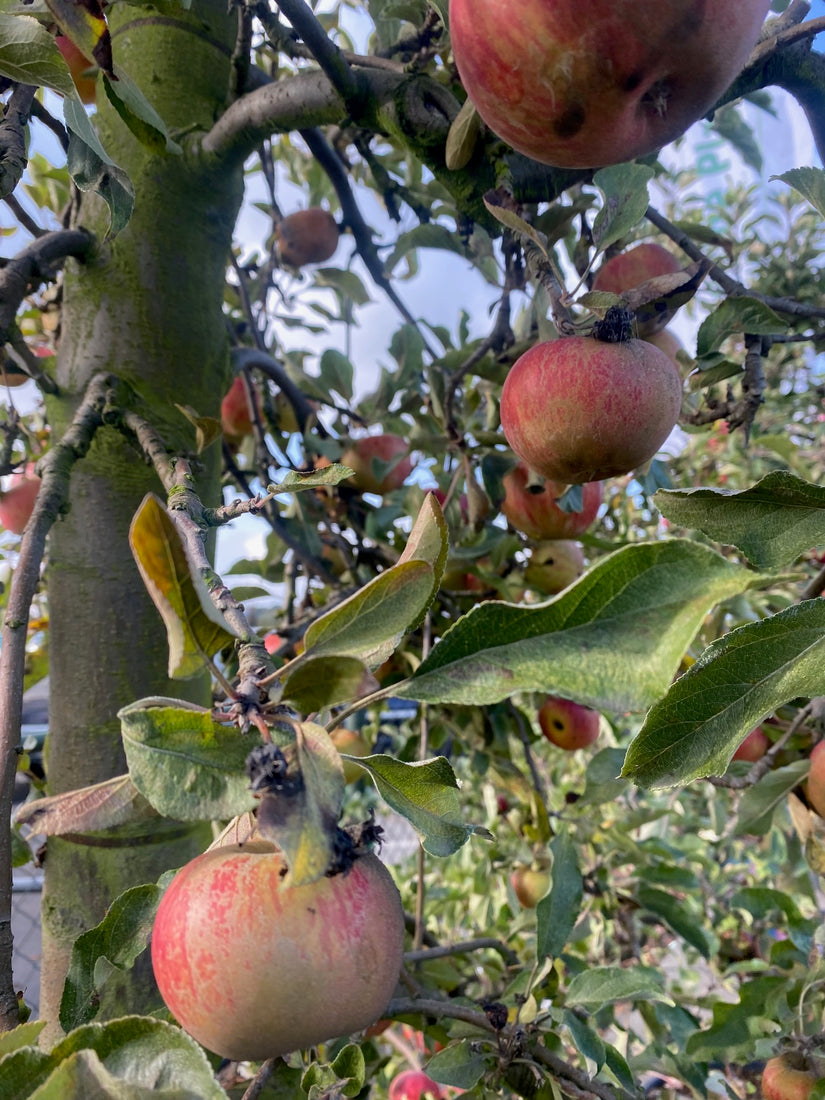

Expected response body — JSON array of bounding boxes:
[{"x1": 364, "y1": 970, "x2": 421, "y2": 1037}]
[
  {"x1": 762, "y1": 1053, "x2": 825, "y2": 1100},
  {"x1": 0, "y1": 465, "x2": 41, "y2": 535},
  {"x1": 524, "y1": 540, "x2": 584, "y2": 595},
  {"x1": 221, "y1": 376, "x2": 262, "y2": 441},
  {"x1": 501, "y1": 462, "x2": 602, "y2": 540},
  {"x1": 806, "y1": 741, "x2": 825, "y2": 819},
  {"x1": 449, "y1": 0, "x2": 770, "y2": 168},
  {"x1": 341, "y1": 434, "x2": 413, "y2": 495},
  {"x1": 388, "y1": 1069, "x2": 445, "y2": 1100},
  {"x1": 500, "y1": 336, "x2": 682, "y2": 484},
  {"x1": 56, "y1": 36, "x2": 97, "y2": 105},
  {"x1": 593, "y1": 244, "x2": 681, "y2": 296},
  {"x1": 645, "y1": 328, "x2": 685, "y2": 374},
  {"x1": 151, "y1": 840, "x2": 404, "y2": 1060},
  {"x1": 538, "y1": 696, "x2": 600, "y2": 751},
  {"x1": 510, "y1": 865, "x2": 550, "y2": 909},
  {"x1": 731, "y1": 726, "x2": 770, "y2": 763},
  {"x1": 263, "y1": 631, "x2": 284, "y2": 656},
  {"x1": 277, "y1": 208, "x2": 339, "y2": 267},
  {"x1": 331, "y1": 727, "x2": 371, "y2": 783}
]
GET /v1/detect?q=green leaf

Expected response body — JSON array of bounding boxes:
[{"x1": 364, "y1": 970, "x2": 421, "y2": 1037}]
[
  {"x1": 312, "y1": 267, "x2": 372, "y2": 306},
  {"x1": 269, "y1": 463, "x2": 355, "y2": 493},
  {"x1": 482, "y1": 191, "x2": 548, "y2": 258},
  {"x1": 65, "y1": 125, "x2": 134, "y2": 237},
  {"x1": 623, "y1": 600, "x2": 825, "y2": 789},
  {"x1": 735, "y1": 760, "x2": 810, "y2": 836},
  {"x1": 711, "y1": 104, "x2": 762, "y2": 172},
  {"x1": 636, "y1": 884, "x2": 713, "y2": 957},
  {"x1": 281, "y1": 655, "x2": 378, "y2": 712},
  {"x1": 385, "y1": 224, "x2": 469, "y2": 275},
  {"x1": 426, "y1": 1040, "x2": 490, "y2": 1089},
  {"x1": 591, "y1": 163, "x2": 655, "y2": 251},
  {"x1": 0, "y1": 1022, "x2": 46, "y2": 1058},
  {"x1": 14, "y1": 774, "x2": 155, "y2": 836},
  {"x1": 397, "y1": 541, "x2": 759, "y2": 709},
  {"x1": 696, "y1": 296, "x2": 785, "y2": 358},
  {"x1": 566, "y1": 966, "x2": 673, "y2": 1008},
  {"x1": 536, "y1": 833, "x2": 583, "y2": 959},
  {"x1": 0, "y1": 1017, "x2": 227, "y2": 1100},
  {"x1": 60, "y1": 884, "x2": 162, "y2": 1032},
  {"x1": 255, "y1": 722, "x2": 344, "y2": 887},
  {"x1": 353, "y1": 754, "x2": 488, "y2": 856},
  {"x1": 0, "y1": 14, "x2": 75, "y2": 94},
  {"x1": 656, "y1": 470, "x2": 825, "y2": 569},
  {"x1": 129, "y1": 494, "x2": 237, "y2": 680},
  {"x1": 396, "y1": 492, "x2": 448, "y2": 630},
  {"x1": 318, "y1": 349, "x2": 354, "y2": 401},
  {"x1": 303, "y1": 560, "x2": 434, "y2": 668},
  {"x1": 101, "y1": 69, "x2": 181, "y2": 155},
  {"x1": 119, "y1": 697, "x2": 260, "y2": 820},
  {"x1": 773, "y1": 166, "x2": 825, "y2": 218},
  {"x1": 563, "y1": 1011, "x2": 605, "y2": 1069}
]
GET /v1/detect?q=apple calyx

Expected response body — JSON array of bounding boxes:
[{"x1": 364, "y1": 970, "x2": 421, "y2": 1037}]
[{"x1": 591, "y1": 305, "x2": 635, "y2": 344}]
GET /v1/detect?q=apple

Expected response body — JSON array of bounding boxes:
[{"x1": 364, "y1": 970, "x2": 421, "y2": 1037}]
[
  {"x1": 221, "y1": 376, "x2": 262, "y2": 441},
  {"x1": 388, "y1": 1069, "x2": 445, "y2": 1100},
  {"x1": 510, "y1": 865, "x2": 550, "y2": 909},
  {"x1": 331, "y1": 727, "x2": 371, "y2": 783},
  {"x1": 341, "y1": 434, "x2": 413, "y2": 494},
  {"x1": 593, "y1": 244, "x2": 681, "y2": 296},
  {"x1": 263, "y1": 631, "x2": 284, "y2": 656},
  {"x1": 731, "y1": 726, "x2": 770, "y2": 763},
  {"x1": 538, "y1": 696, "x2": 600, "y2": 751},
  {"x1": 501, "y1": 462, "x2": 602, "y2": 540},
  {"x1": 277, "y1": 208, "x2": 339, "y2": 267},
  {"x1": 449, "y1": 0, "x2": 770, "y2": 168},
  {"x1": 56, "y1": 36, "x2": 97, "y2": 105},
  {"x1": 645, "y1": 328, "x2": 685, "y2": 374},
  {"x1": 762, "y1": 1053, "x2": 825, "y2": 1100},
  {"x1": 0, "y1": 465, "x2": 41, "y2": 535},
  {"x1": 151, "y1": 840, "x2": 404, "y2": 1060},
  {"x1": 500, "y1": 336, "x2": 682, "y2": 484},
  {"x1": 524, "y1": 540, "x2": 584, "y2": 595},
  {"x1": 806, "y1": 741, "x2": 825, "y2": 819}
]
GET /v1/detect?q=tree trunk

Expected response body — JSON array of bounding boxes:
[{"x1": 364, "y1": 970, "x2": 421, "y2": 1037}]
[{"x1": 40, "y1": 0, "x2": 244, "y2": 1033}]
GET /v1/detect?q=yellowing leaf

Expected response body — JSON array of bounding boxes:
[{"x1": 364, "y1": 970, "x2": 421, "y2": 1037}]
[{"x1": 129, "y1": 494, "x2": 237, "y2": 679}]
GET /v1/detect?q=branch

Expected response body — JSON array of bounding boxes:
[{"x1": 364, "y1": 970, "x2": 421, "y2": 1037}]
[
  {"x1": 0, "y1": 84, "x2": 36, "y2": 201},
  {"x1": 232, "y1": 346, "x2": 317, "y2": 434},
  {"x1": 0, "y1": 230, "x2": 94, "y2": 343},
  {"x1": 298, "y1": 126, "x2": 440, "y2": 359},
  {"x1": 385, "y1": 996, "x2": 636, "y2": 1100},
  {"x1": 0, "y1": 372, "x2": 113, "y2": 1032},
  {"x1": 275, "y1": 0, "x2": 366, "y2": 114}
]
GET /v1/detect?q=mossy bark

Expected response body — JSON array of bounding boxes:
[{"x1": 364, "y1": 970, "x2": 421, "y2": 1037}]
[{"x1": 40, "y1": 0, "x2": 244, "y2": 1033}]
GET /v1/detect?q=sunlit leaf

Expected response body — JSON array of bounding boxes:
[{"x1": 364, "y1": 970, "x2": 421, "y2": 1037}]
[
  {"x1": 624, "y1": 600, "x2": 825, "y2": 789},
  {"x1": 129, "y1": 494, "x2": 237, "y2": 679}
]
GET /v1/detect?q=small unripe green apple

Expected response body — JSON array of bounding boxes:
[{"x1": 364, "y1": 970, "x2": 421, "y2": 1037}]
[
  {"x1": 0, "y1": 465, "x2": 41, "y2": 535},
  {"x1": 538, "y1": 696, "x2": 600, "y2": 751},
  {"x1": 277, "y1": 208, "x2": 339, "y2": 267},
  {"x1": 500, "y1": 336, "x2": 682, "y2": 484},
  {"x1": 524, "y1": 540, "x2": 584, "y2": 595},
  {"x1": 501, "y1": 462, "x2": 602, "y2": 540},
  {"x1": 510, "y1": 865, "x2": 550, "y2": 909},
  {"x1": 56, "y1": 36, "x2": 97, "y2": 105},
  {"x1": 388, "y1": 1069, "x2": 445, "y2": 1099},
  {"x1": 731, "y1": 726, "x2": 769, "y2": 763},
  {"x1": 762, "y1": 1053, "x2": 825, "y2": 1100},
  {"x1": 341, "y1": 434, "x2": 413, "y2": 494},
  {"x1": 449, "y1": 0, "x2": 770, "y2": 168},
  {"x1": 331, "y1": 727, "x2": 371, "y2": 783},
  {"x1": 151, "y1": 840, "x2": 404, "y2": 1060}
]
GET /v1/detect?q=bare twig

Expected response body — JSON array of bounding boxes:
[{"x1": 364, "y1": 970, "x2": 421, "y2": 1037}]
[
  {"x1": 0, "y1": 230, "x2": 94, "y2": 342},
  {"x1": 275, "y1": 0, "x2": 366, "y2": 115},
  {"x1": 240, "y1": 1058, "x2": 277, "y2": 1100}
]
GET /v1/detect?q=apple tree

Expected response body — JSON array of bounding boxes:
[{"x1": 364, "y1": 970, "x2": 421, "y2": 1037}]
[{"x1": 1, "y1": 0, "x2": 825, "y2": 1096}]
